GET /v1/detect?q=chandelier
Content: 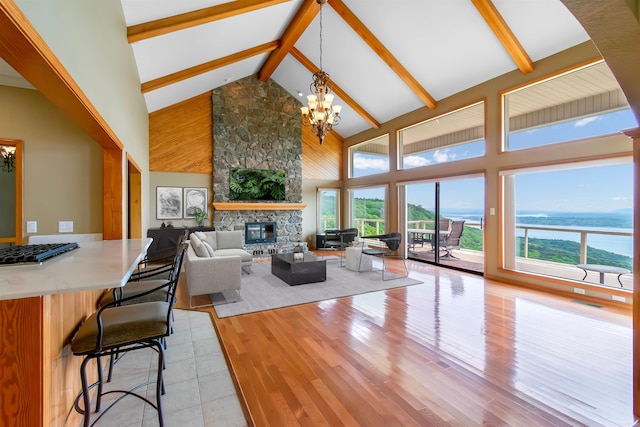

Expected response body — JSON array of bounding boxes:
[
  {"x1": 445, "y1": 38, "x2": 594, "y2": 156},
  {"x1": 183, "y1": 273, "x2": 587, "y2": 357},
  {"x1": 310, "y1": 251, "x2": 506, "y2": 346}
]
[
  {"x1": 1, "y1": 146, "x2": 16, "y2": 173},
  {"x1": 301, "y1": 0, "x2": 342, "y2": 144}
]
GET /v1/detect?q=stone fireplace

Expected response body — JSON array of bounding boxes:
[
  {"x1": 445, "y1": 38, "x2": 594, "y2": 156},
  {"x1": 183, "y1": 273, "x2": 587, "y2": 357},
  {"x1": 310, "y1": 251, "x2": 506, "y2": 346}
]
[{"x1": 211, "y1": 75, "x2": 307, "y2": 255}]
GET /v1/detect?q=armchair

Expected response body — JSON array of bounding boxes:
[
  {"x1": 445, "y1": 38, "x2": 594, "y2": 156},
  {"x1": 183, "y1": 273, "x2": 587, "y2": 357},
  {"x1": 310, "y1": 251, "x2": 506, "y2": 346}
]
[
  {"x1": 358, "y1": 232, "x2": 408, "y2": 280},
  {"x1": 323, "y1": 227, "x2": 359, "y2": 266}
]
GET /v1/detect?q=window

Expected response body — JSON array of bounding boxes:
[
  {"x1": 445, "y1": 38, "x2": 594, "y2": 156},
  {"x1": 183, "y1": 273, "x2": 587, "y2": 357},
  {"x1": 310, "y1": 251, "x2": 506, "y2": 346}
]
[
  {"x1": 504, "y1": 61, "x2": 636, "y2": 151},
  {"x1": 350, "y1": 187, "x2": 386, "y2": 237},
  {"x1": 349, "y1": 134, "x2": 389, "y2": 178},
  {"x1": 398, "y1": 102, "x2": 485, "y2": 169},
  {"x1": 501, "y1": 161, "x2": 633, "y2": 286},
  {"x1": 317, "y1": 188, "x2": 340, "y2": 233}
]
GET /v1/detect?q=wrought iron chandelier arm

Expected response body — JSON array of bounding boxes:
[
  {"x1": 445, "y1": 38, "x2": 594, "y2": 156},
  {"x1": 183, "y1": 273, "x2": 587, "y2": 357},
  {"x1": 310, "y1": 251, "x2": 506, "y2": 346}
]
[{"x1": 300, "y1": 0, "x2": 342, "y2": 145}]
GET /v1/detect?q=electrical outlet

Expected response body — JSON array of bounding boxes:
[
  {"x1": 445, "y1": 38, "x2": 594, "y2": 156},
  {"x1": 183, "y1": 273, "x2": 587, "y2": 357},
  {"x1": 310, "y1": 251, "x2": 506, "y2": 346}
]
[
  {"x1": 27, "y1": 221, "x2": 37, "y2": 233},
  {"x1": 573, "y1": 288, "x2": 586, "y2": 295},
  {"x1": 612, "y1": 295, "x2": 626, "y2": 303},
  {"x1": 59, "y1": 221, "x2": 74, "y2": 233}
]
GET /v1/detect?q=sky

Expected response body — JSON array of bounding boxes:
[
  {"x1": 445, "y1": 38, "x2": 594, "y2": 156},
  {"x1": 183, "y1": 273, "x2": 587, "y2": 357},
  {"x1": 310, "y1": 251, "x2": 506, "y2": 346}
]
[{"x1": 351, "y1": 109, "x2": 636, "y2": 213}]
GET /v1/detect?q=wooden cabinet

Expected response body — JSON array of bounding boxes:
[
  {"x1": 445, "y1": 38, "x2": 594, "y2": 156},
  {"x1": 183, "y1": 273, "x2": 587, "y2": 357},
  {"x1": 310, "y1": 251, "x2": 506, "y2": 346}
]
[{"x1": 146, "y1": 227, "x2": 214, "y2": 260}]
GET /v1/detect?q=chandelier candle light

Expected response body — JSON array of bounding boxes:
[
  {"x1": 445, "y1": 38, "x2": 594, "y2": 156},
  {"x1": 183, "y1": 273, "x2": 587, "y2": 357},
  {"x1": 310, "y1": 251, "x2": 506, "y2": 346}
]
[
  {"x1": 301, "y1": 0, "x2": 342, "y2": 144},
  {"x1": 1, "y1": 145, "x2": 16, "y2": 173}
]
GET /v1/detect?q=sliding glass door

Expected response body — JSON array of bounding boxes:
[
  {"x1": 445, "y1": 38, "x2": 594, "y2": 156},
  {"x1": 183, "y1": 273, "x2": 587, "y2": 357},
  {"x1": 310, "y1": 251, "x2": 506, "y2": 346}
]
[{"x1": 406, "y1": 176, "x2": 484, "y2": 274}]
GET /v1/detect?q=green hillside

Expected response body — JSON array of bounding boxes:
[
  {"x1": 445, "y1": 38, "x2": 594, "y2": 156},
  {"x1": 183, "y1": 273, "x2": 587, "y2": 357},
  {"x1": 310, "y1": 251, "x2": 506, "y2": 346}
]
[
  {"x1": 369, "y1": 198, "x2": 633, "y2": 270},
  {"x1": 516, "y1": 237, "x2": 632, "y2": 270}
]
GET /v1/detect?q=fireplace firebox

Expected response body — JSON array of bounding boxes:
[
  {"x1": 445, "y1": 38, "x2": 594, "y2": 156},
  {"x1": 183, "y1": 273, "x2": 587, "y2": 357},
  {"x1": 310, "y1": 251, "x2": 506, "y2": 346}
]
[{"x1": 244, "y1": 222, "x2": 277, "y2": 244}]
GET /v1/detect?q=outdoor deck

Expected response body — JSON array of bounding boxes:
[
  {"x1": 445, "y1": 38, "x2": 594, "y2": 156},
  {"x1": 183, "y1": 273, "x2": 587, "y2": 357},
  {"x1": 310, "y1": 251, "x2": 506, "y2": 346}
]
[{"x1": 407, "y1": 246, "x2": 633, "y2": 291}]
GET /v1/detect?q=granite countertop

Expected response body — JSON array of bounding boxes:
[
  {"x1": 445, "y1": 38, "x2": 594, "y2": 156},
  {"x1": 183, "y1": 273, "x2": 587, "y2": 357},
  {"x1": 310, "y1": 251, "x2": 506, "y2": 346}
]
[{"x1": 0, "y1": 238, "x2": 152, "y2": 300}]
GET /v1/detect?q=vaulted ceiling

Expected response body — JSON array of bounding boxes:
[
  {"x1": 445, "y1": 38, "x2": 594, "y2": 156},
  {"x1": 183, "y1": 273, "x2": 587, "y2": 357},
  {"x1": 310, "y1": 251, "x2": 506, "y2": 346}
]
[
  {"x1": 0, "y1": 1, "x2": 592, "y2": 141},
  {"x1": 119, "y1": 0, "x2": 590, "y2": 140}
]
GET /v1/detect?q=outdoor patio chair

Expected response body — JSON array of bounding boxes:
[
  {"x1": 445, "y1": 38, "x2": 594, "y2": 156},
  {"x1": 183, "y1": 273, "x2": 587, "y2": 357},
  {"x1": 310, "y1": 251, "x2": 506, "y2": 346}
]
[
  {"x1": 442, "y1": 220, "x2": 465, "y2": 258},
  {"x1": 428, "y1": 218, "x2": 452, "y2": 250}
]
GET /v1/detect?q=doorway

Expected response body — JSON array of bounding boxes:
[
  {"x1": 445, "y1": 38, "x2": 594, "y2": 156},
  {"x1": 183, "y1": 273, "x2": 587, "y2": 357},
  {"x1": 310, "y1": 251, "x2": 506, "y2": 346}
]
[
  {"x1": 405, "y1": 176, "x2": 484, "y2": 274},
  {"x1": 0, "y1": 139, "x2": 22, "y2": 246},
  {"x1": 127, "y1": 154, "x2": 142, "y2": 239}
]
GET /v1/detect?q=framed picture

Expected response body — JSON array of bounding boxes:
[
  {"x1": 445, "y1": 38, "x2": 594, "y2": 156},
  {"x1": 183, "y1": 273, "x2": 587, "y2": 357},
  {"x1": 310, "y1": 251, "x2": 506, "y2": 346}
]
[
  {"x1": 183, "y1": 187, "x2": 208, "y2": 218},
  {"x1": 156, "y1": 186, "x2": 183, "y2": 219}
]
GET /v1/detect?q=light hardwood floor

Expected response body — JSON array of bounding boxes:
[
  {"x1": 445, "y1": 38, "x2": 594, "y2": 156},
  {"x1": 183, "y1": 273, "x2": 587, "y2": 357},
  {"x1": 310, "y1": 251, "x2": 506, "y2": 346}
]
[{"x1": 177, "y1": 255, "x2": 635, "y2": 427}]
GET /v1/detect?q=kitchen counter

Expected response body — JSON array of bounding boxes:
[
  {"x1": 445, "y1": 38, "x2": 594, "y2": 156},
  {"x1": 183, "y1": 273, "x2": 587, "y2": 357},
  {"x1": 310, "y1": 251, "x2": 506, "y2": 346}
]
[
  {"x1": 0, "y1": 238, "x2": 152, "y2": 301},
  {"x1": 0, "y1": 238, "x2": 153, "y2": 427}
]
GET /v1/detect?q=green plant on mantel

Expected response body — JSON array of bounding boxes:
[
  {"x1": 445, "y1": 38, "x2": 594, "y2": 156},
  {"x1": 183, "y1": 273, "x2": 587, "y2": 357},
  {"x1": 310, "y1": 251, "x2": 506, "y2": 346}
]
[{"x1": 193, "y1": 207, "x2": 208, "y2": 227}]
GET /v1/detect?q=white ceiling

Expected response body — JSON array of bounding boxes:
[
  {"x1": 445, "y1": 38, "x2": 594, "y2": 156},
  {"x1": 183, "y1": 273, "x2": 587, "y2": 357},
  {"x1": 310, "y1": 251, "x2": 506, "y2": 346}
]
[
  {"x1": 0, "y1": 59, "x2": 34, "y2": 90},
  {"x1": 0, "y1": 0, "x2": 592, "y2": 141}
]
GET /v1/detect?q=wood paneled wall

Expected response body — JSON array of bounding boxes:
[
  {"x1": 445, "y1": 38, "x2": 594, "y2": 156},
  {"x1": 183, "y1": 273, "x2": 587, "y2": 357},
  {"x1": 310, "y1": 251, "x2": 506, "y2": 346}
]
[
  {"x1": 149, "y1": 86, "x2": 343, "y2": 183},
  {"x1": 0, "y1": 297, "x2": 44, "y2": 427},
  {"x1": 0, "y1": 289, "x2": 103, "y2": 427},
  {"x1": 46, "y1": 290, "x2": 104, "y2": 427},
  {"x1": 301, "y1": 124, "x2": 343, "y2": 181},
  {"x1": 149, "y1": 93, "x2": 213, "y2": 174}
]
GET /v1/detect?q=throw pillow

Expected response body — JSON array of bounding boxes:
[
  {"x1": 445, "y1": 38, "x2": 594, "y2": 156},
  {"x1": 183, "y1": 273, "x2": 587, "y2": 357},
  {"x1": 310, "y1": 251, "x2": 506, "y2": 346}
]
[
  {"x1": 201, "y1": 231, "x2": 218, "y2": 251},
  {"x1": 190, "y1": 234, "x2": 210, "y2": 258},
  {"x1": 193, "y1": 231, "x2": 207, "y2": 241},
  {"x1": 202, "y1": 241, "x2": 215, "y2": 257}
]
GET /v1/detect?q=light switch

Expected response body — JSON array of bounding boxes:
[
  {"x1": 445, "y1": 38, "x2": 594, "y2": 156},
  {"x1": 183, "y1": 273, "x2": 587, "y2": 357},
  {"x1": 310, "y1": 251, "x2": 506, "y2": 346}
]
[
  {"x1": 59, "y1": 221, "x2": 74, "y2": 233},
  {"x1": 490, "y1": 208, "x2": 496, "y2": 216},
  {"x1": 27, "y1": 221, "x2": 37, "y2": 233}
]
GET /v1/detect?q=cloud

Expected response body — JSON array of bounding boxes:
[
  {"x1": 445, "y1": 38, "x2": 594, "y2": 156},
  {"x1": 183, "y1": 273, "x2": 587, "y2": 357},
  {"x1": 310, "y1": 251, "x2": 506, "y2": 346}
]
[
  {"x1": 612, "y1": 196, "x2": 628, "y2": 201},
  {"x1": 404, "y1": 155, "x2": 430, "y2": 167},
  {"x1": 433, "y1": 149, "x2": 456, "y2": 163},
  {"x1": 353, "y1": 156, "x2": 389, "y2": 170},
  {"x1": 574, "y1": 116, "x2": 600, "y2": 127}
]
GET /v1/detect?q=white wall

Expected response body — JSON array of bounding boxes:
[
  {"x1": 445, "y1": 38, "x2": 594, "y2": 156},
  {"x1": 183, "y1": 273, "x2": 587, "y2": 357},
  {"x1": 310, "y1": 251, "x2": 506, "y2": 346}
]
[
  {"x1": 0, "y1": 86, "x2": 103, "y2": 236},
  {"x1": 14, "y1": 0, "x2": 150, "y2": 234},
  {"x1": 149, "y1": 172, "x2": 211, "y2": 229}
]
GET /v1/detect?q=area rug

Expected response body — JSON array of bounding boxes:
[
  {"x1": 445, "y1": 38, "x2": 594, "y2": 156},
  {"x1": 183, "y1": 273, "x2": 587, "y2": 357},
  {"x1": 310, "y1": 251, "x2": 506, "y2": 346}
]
[{"x1": 212, "y1": 258, "x2": 423, "y2": 318}]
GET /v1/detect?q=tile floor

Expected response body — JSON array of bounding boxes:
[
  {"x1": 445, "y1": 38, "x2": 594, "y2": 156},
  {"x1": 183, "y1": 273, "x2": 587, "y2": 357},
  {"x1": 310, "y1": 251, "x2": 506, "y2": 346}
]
[{"x1": 87, "y1": 309, "x2": 247, "y2": 427}]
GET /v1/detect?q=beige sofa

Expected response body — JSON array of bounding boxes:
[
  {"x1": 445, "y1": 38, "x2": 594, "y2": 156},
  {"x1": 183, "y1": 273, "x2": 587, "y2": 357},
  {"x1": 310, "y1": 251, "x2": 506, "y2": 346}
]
[{"x1": 184, "y1": 230, "x2": 252, "y2": 308}]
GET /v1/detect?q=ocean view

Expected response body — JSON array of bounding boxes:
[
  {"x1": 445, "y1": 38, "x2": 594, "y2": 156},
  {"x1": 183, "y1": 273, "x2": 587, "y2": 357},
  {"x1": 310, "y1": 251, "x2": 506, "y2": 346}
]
[{"x1": 440, "y1": 208, "x2": 633, "y2": 258}]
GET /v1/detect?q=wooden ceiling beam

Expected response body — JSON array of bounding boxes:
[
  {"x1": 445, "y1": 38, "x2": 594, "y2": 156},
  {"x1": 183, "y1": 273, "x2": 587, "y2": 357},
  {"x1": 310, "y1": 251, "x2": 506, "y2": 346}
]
[
  {"x1": 471, "y1": 0, "x2": 533, "y2": 74},
  {"x1": 0, "y1": 0, "x2": 123, "y2": 151},
  {"x1": 290, "y1": 47, "x2": 380, "y2": 129},
  {"x1": 127, "y1": 0, "x2": 290, "y2": 43},
  {"x1": 258, "y1": 0, "x2": 320, "y2": 82},
  {"x1": 142, "y1": 41, "x2": 279, "y2": 93},
  {"x1": 328, "y1": 0, "x2": 437, "y2": 109}
]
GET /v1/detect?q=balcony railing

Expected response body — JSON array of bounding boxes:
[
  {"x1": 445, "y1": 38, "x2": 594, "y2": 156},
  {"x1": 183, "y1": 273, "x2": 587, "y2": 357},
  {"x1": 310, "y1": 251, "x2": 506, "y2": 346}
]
[
  {"x1": 322, "y1": 218, "x2": 631, "y2": 266},
  {"x1": 321, "y1": 217, "x2": 632, "y2": 286},
  {"x1": 517, "y1": 224, "x2": 632, "y2": 264}
]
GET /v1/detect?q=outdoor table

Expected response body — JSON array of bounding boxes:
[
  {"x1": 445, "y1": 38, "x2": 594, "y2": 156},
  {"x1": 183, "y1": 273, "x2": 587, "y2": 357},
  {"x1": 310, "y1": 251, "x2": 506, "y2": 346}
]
[
  {"x1": 576, "y1": 263, "x2": 630, "y2": 287},
  {"x1": 407, "y1": 228, "x2": 450, "y2": 252}
]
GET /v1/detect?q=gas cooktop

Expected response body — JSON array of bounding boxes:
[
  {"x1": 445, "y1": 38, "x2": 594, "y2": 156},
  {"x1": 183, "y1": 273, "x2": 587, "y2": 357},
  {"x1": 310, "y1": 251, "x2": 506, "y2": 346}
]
[{"x1": 0, "y1": 242, "x2": 79, "y2": 265}]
